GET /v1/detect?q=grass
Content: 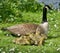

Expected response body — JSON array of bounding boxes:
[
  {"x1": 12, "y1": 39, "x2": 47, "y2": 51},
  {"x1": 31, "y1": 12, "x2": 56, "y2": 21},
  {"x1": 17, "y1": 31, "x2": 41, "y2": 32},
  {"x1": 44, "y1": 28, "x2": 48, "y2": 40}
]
[{"x1": 0, "y1": 11, "x2": 60, "y2": 53}]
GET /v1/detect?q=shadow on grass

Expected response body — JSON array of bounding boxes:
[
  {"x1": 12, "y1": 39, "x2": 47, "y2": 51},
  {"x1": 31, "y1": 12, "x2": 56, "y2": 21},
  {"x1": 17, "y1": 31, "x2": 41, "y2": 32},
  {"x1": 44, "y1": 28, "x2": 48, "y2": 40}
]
[{"x1": 48, "y1": 35, "x2": 60, "y2": 39}]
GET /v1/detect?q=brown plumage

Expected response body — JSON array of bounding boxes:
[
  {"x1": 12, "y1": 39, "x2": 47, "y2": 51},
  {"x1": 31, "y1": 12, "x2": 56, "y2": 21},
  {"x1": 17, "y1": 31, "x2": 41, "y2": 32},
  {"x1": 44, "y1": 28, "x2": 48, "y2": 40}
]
[{"x1": 5, "y1": 23, "x2": 38, "y2": 36}]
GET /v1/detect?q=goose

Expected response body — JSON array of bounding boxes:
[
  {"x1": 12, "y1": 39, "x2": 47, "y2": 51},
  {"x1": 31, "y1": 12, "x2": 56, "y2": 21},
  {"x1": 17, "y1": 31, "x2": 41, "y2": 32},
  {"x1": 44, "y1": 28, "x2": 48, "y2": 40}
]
[
  {"x1": 1, "y1": 5, "x2": 52, "y2": 37},
  {"x1": 12, "y1": 5, "x2": 52, "y2": 45}
]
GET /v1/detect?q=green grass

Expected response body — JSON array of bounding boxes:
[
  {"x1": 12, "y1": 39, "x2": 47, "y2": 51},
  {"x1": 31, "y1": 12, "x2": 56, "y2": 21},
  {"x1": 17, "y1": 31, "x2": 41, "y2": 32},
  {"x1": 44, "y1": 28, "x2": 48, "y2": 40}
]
[{"x1": 0, "y1": 11, "x2": 60, "y2": 53}]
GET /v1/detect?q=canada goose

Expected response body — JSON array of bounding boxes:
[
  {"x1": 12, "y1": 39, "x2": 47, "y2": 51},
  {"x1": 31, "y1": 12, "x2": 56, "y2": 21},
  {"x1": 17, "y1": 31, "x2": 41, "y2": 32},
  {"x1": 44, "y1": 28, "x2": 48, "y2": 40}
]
[
  {"x1": 12, "y1": 5, "x2": 52, "y2": 45},
  {"x1": 1, "y1": 5, "x2": 52, "y2": 37}
]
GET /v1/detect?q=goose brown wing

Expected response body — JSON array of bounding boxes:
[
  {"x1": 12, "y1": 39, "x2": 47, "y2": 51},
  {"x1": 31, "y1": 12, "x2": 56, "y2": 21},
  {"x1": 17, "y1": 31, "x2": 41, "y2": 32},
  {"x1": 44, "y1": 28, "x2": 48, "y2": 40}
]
[{"x1": 7, "y1": 23, "x2": 38, "y2": 35}]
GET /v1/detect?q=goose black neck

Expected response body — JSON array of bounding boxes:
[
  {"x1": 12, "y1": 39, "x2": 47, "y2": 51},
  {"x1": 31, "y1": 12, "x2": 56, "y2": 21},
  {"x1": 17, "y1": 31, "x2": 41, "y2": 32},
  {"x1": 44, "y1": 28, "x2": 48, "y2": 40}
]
[{"x1": 42, "y1": 7, "x2": 47, "y2": 23}]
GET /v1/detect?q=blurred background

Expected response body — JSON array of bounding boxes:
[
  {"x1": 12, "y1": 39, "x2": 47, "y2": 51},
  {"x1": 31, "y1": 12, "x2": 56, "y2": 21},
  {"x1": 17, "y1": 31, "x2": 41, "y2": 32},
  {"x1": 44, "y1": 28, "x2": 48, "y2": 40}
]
[
  {"x1": 0, "y1": 0, "x2": 60, "y2": 23},
  {"x1": 39, "y1": 0, "x2": 60, "y2": 9}
]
